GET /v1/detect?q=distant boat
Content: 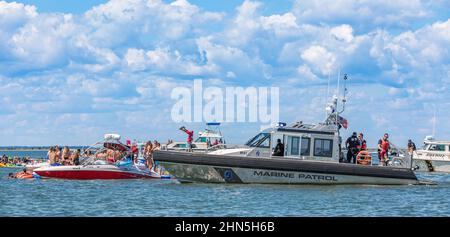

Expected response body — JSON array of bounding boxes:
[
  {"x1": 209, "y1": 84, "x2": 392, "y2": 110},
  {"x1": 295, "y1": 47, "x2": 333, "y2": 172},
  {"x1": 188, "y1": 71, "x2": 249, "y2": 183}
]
[
  {"x1": 412, "y1": 136, "x2": 450, "y2": 172},
  {"x1": 165, "y1": 122, "x2": 226, "y2": 152}
]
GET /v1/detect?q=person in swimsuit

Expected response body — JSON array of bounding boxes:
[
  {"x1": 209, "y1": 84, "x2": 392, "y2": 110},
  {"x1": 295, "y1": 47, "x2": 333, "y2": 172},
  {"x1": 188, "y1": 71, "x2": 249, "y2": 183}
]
[{"x1": 62, "y1": 146, "x2": 72, "y2": 165}]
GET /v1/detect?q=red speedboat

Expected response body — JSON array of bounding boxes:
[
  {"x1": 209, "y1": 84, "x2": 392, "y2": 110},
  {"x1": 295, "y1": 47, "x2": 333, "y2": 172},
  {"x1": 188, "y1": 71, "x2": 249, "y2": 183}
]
[{"x1": 34, "y1": 134, "x2": 171, "y2": 180}]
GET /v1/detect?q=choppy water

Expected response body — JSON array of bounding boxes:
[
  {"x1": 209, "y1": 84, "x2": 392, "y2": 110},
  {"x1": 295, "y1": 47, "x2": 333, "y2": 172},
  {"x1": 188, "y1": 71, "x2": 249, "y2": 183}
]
[{"x1": 1, "y1": 165, "x2": 450, "y2": 216}]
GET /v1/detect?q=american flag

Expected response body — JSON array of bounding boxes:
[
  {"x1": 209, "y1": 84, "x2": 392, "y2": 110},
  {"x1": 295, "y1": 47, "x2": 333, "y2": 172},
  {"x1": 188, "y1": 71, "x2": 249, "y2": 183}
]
[{"x1": 339, "y1": 116, "x2": 348, "y2": 129}]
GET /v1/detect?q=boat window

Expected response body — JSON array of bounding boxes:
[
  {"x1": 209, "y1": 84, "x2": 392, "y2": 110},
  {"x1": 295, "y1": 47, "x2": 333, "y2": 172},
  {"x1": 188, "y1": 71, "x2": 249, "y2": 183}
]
[
  {"x1": 245, "y1": 133, "x2": 270, "y2": 147},
  {"x1": 429, "y1": 144, "x2": 446, "y2": 151},
  {"x1": 301, "y1": 137, "x2": 311, "y2": 156},
  {"x1": 258, "y1": 136, "x2": 270, "y2": 148},
  {"x1": 314, "y1": 139, "x2": 333, "y2": 157},
  {"x1": 290, "y1": 137, "x2": 300, "y2": 155},
  {"x1": 195, "y1": 137, "x2": 207, "y2": 143}
]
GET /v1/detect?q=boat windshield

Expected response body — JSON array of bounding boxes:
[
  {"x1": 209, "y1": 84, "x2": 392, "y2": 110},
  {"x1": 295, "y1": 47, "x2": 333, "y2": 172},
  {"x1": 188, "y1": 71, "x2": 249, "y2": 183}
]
[
  {"x1": 428, "y1": 144, "x2": 446, "y2": 151},
  {"x1": 245, "y1": 133, "x2": 270, "y2": 147}
]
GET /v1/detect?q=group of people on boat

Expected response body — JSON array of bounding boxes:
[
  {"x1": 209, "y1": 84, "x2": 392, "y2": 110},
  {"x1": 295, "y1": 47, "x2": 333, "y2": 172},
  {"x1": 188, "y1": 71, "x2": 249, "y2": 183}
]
[
  {"x1": 343, "y1": 132, "x2": 418, "y2": 166},
  {"x1": 344, "y1": 132, "x2": 369, "y2": 164},
  {"x1": 47, "y1": 146, "x2": 81, "y2": 166}
]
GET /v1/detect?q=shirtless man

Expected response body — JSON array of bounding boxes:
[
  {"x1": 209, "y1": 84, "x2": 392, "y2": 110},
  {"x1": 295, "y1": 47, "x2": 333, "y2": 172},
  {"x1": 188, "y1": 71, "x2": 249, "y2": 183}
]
[{"x1": 48, "y1": 147, "x2": 57, "y2": 165}]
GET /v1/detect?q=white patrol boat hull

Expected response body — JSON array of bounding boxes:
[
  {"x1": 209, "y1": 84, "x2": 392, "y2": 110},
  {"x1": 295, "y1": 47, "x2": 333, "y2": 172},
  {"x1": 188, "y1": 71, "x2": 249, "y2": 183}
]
[{"x1": 154, "y1": 151, "x2": 421, "y2": 185}]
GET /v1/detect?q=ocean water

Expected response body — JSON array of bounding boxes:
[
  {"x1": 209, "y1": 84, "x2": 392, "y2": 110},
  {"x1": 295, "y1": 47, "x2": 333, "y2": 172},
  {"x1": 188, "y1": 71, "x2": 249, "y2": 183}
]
[
  {"x1": 0, "y1": 150, "x2": 48, "y2": 159},
  {"x1": 1, "y1": 151, "x2": 450, "y2": 216}
]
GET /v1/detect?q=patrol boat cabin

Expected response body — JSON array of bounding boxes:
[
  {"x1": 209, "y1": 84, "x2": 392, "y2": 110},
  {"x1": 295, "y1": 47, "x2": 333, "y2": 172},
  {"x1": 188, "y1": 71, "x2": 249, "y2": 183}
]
[{"x1": 209, "y1": 121, "x2": 339, "y2": 163}]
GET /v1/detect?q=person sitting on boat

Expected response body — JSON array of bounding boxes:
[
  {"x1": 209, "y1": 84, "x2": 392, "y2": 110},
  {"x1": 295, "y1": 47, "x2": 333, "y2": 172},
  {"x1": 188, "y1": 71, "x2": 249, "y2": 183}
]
[
  {"x1": 213, "y1": 139, "x2": 219, "y2": 146},
  {"x1": 273, "y1": 139, "x2": 285, "y2": 157},
  {"x1": 180, "y1": 126, "x2": 194, "y2": 152},
  {"x1": 346, "y1": 132, "x2": 360, "y2": 163},
  {"x1": 377, "y1": 133, "x2": 390, "y2": 166}
]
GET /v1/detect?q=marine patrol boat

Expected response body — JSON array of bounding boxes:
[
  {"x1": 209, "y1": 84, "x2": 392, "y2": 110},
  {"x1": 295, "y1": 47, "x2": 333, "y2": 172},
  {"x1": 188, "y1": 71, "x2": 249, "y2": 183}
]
[
  {"x1": 412, "y1": 136, "x2": 450, "y2": 172},
  {"x1": 154, "y1": 96, "x2": 425, "y2": 185}
]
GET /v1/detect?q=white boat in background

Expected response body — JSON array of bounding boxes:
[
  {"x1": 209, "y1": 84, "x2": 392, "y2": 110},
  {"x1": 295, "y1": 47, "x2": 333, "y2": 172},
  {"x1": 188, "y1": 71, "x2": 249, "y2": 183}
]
[
  {"x1": 165, "y1": 122, "x2": 227, "y2": 152},
  {"x1": 412, "y1": 136, "x2": 450, "y2": 172}
]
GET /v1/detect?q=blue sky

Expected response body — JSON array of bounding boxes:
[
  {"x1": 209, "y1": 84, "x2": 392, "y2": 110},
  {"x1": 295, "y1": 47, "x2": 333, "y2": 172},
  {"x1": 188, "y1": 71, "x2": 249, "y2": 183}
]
[{"x1": 0, "y1": 0, "x2": 449, "y2": 146}]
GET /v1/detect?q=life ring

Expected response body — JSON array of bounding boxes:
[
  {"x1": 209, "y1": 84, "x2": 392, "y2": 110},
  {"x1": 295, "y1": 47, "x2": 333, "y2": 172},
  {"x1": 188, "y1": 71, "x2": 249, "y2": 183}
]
[{"x1": 356, "y1": 150, "x2": 372, "y2": 165}]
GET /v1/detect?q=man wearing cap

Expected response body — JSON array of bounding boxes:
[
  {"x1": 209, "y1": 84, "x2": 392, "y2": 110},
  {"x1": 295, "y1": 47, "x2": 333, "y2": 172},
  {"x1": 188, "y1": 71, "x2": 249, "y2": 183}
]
[{"x1": 345, "y1": 132, "x2": 360, "y2": 163}]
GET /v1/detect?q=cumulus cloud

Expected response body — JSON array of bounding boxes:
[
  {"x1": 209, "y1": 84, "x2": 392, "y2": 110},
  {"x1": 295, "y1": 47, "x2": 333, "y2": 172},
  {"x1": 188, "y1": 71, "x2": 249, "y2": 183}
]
[
  {"x1": 0, "y1": 0, "x2": 449, "y2": 145},
  {"x1": 292, "y1": 0, "x2": 447, "y2": 31}
]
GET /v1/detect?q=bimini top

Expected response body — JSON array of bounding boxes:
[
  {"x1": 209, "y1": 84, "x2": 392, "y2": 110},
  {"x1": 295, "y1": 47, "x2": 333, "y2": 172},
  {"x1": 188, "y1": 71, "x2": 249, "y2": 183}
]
[{"x1": 104, "y1": 134, "x2": 121, "y2": 140}]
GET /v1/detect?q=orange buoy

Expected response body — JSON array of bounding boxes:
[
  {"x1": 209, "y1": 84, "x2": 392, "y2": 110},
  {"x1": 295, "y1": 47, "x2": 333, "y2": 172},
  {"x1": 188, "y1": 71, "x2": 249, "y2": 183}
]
[{"x1": 356, "y1": 150, "x2": 372, "y2": 165}]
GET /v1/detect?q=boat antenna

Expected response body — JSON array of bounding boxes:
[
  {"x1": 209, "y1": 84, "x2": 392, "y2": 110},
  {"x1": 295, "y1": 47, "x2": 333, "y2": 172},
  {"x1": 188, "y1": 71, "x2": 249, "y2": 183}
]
[
  {"x1": 335, "y1": 69, "x2": 340, "y2": 130},
  {"x1": 338, "y1": 74, "x2": 348, "y2": 114},
  {"x1": 325, "y1": 72, "x2": 331, "y2": 119}
]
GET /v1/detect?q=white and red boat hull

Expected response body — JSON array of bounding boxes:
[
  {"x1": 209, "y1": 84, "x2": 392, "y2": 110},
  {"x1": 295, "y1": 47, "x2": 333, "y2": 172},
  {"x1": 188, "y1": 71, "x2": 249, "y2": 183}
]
[{"x1": 33, "y1": 165, "x2": 162, "y2": 180}]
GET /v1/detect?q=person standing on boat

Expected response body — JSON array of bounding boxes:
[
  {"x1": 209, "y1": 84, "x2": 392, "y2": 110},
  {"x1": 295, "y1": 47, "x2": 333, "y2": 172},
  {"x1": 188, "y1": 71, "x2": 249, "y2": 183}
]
[
  {"x1": 358, "y1": 133, "x2": 367, "y2": 151},
  {"x1": 346, "y1": 132, "x2": 359, "y2": 163},
  {"x1": 377, "y1": 133, "x2": 390, "y2": 166},
  {"x1": 48, "y1": 147, "x2": 57, "y2": 165},
  {"x1": 407, "y1": 139, "x2": 416, "y2": 153},
  {"x1": 273, "y1": 139, "x2": 285, "y2": 156},
  {"x1": 61, "y1": 146, "x2": 72, "y2": 165},
  {"x1": 71, "y1": 149, "x2": 80, "y2": 165},
  {"x1": 55, "y1": 146, "x2": 61, "y2": 164},
  {"x1": 144, "y1": 141, "x2": 154, "y2": 169},
  {"x1": 180, "y1": 126, "x2": 194, "y2": 152}
]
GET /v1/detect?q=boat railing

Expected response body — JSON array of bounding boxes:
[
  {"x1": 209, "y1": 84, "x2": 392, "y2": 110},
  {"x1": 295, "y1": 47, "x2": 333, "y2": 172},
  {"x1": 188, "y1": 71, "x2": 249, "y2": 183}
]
[{"x1": 388, "y1": 142, "x2": 412, "y2": 169}]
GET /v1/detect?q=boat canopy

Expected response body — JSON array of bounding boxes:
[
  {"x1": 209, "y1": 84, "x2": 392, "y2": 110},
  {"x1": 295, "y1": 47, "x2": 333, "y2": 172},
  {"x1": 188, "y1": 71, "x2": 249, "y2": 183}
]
[
  {"x1": 103, "y1": 142, "x2": 129, "y2": 152},
  {"x1": 104, "y1": 134, "x2": 121, "y2": 140}
]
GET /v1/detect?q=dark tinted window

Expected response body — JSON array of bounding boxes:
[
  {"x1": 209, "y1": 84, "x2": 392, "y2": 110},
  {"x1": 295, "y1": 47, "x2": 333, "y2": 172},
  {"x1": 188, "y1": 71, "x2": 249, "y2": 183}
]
[
  {"x1": 291, "y1": 137, "x2": 300, "y2": 155},
  {"x1": 301, "y1": 137, "x2": 311, "y2": 156},
  {"x1": 314, "y1": 139, "x2": 333, "y2": 157}
]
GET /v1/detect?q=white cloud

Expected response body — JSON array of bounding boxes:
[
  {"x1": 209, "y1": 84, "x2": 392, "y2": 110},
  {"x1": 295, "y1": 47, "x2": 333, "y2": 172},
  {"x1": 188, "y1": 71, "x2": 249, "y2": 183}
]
[
  {"x1": 330, "y1": 24, "x2": 354, "y2": 43},
  {"x1": 260, "y1": 12, "x2": 298, "y2": 37},
  {"x1": 0, "y1": 0, "x2": 449, "y2": 145},
  {"x1": 301, "y1": 45, "x2": 337, "y2": 75},
  {"x1": 292, "y1": 0, "x2": 436, "y2": 31}
]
